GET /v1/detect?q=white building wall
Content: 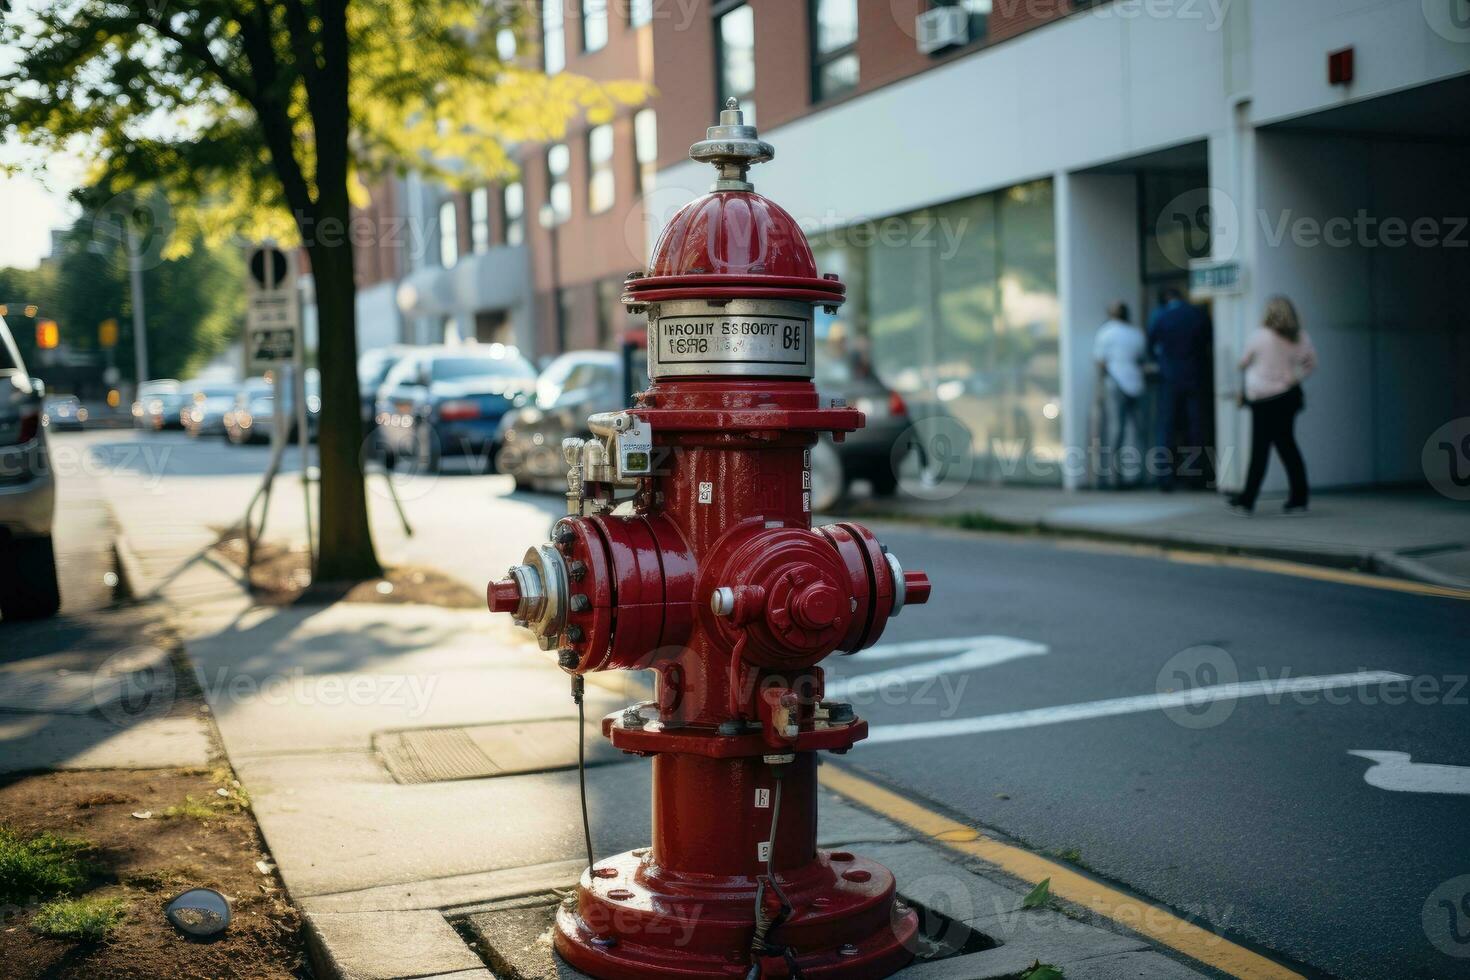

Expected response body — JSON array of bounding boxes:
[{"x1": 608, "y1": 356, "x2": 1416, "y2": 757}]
[
  {"x1": 1251, "y1": 131, "x2": 1470, "y2": 490},
  {"x1": 1249, "y1": 0, "x2": 1470, "y2": 127},
  {"x1": 651, "y1": 0, "x2": 1470, "y2": 492},
  {"x1": 355, "y1": 280, "x2": 402, "y2": 351},
  {"x1": 1056, "y1": 172, "x2": 1142, "y2": 489},
  {"x1": 657, "y1": 6, "x2": 1230, "y2": 231}
]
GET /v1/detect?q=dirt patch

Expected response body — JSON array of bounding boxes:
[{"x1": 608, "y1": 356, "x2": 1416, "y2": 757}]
[
  {"x1": 0, "y1": 768, "x2": 309, "y2": 979},
  {"x1": 211, "y1": 529, "x2": 481, "y2": 609}
]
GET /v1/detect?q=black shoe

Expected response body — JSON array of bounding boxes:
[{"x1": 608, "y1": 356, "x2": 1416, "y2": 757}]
[
  {"x1": 1227, "y1": 495, "x2": 1253, "y2": 516},
  {"x1": 1282, "y1": 504, "x2": 1309, "y2": 517}
]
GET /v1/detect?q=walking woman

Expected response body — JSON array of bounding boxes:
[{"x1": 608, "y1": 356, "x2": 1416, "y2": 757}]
[{"x1": 1230, "y1": 296, "x2": 1317, "y2": 515}]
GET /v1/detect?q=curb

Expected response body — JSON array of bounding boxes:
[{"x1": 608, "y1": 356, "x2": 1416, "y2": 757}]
[{"x1": 861, "y1": 506, "x2": 1470, "y2": 592}]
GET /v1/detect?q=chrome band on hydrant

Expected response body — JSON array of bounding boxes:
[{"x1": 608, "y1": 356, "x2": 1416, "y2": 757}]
[{"x1": 485, "y1": 100, "x2": 931, "y2": 980}]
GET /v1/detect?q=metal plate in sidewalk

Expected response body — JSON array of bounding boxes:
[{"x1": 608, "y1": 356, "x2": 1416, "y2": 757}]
[{"x1": 373, "y1": 719, "x2": 625, "y2": 785}]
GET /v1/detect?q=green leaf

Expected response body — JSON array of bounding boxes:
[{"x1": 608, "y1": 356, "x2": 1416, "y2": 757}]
[
  {"x1": 1021, "y1": 877, "x2": 1052, "y2": 910},
  {"x1": 1021, "y1": 961, "x2": 1064, "y2": 980}
]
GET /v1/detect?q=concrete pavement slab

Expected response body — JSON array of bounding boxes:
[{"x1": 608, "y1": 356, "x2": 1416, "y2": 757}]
[
  {"x1": 0, "y1": 711, "x2": 211, "y2": 773},
  {"x1": 304, "y1": 909, "x2": 489, "y2": 980},
  {"x1": 232, "y1": 749, "x2": 651, "y2": 899}
]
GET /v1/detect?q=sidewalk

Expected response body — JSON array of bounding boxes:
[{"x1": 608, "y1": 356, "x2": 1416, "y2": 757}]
[
  {"x1": 104, "y1": 474, "x2": 1220, "y2": 978},
  {"x1": 846, "y1": 485, "x2": 1470, "y2": 589}
]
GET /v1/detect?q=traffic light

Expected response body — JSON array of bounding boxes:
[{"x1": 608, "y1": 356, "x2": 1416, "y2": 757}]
[
  {"x1": 100, "y1": 318, "x2": 118, "y2": 348},
  {"x1": 36, "y1": 319, "x2": 59, "y2": 350}
]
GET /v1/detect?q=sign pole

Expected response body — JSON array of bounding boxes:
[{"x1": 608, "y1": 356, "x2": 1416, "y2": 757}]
[
  {"x1": 294, "y1": 310, "x2": 314, "y2": 573},
  {"x1": 126, "y1": 223, "x2": 149, "y2": 390},
  {"x1": 240, "y1": 243, "x2": 304, "y2": 577}
]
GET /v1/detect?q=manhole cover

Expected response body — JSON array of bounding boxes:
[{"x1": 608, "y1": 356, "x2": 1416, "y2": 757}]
[{"x1": 374, "y1": 718, "x2": 624, "y2": 784}]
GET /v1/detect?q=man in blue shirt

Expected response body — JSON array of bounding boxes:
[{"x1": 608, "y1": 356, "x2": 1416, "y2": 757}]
[{"x1": 1147, "y1": 287, "x2": 1210, "y2": 490}]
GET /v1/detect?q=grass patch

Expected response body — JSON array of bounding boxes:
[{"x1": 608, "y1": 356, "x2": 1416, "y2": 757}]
[
  {"x1": 0, "y1": 827, "x2": 93, "y2": 904},
  {"x1": 162, "y1": 785, "x2": 249, "y2": 821},
  {"x1": 162, "y1": 796, "x2": 223, "y2": 821},
  {"x1": 120, "y1": 866, "x2": 196, "y2": 891},
  {"x1": 30, "y1": 897, "x2": 127, "y2": 942}
]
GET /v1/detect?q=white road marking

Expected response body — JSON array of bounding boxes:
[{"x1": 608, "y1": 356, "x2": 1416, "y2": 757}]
[
  {"x1": 826, "y1": 642, "x2": 1049, "y2": 700},
  {"x1": 1348, "y1": 750, "x2": 1470, "y2": 796},
  {"x1": 857, "y1": 635, "x2": 1050, "y2": 664},
  {"x1": 865, "y1": 671, "x2": 1411, "y2": 744}
]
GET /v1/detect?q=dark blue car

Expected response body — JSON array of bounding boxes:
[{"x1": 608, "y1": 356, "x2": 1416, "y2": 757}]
[{"x1": 375, "y1": 344, "x2": 536, "y2": 472}]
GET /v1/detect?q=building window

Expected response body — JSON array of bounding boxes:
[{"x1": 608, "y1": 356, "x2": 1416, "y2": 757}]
[
  {"x1": 470, "y1": 188, "x2": 491, "y2": 254},
  {"x1": 503, "y1": 182, "x2": 525, "y2": 245},
  {"x1": 542, "y1": 0, "x2": 565, "y2": 74},
  {"x1": 715, "y1": 3, "x2": 755, "y2": 118},
  {"x1": 630, "y1": 0, "x2": 654, "y2": 28},
  {"x1": 496, "y1": 27, "x2": 517, "y2": 62},
  {"x1": 547, "y1": 144, "x2": 572, "y2": 224},
  {"x1": 634, "y1": 108, "x2": 657, "y2": 194},
  {"x1": 587, "y1": 124, "x2": 616, "y2": 214},
  {"x1": 811, "y1": 0, "x2": 859, "y2": 102},
  {"x1": 582, "y1": 0, "x2": 608, "y2": 52},
  {"x1": 438, "y1": 199, "x2": 458, "y2": 268}
]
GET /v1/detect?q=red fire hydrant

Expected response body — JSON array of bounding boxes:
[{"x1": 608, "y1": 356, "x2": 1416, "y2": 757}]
[{"x1": 487, "y1": 100, "x2": 931, "y2": 979}]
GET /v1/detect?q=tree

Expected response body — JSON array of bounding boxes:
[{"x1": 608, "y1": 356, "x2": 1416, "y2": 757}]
[
  {"x1": 36, "y1": 194, "x2": 244, "y2": 382},
  {"x1": 1, "y1": 1, "x2": 641, "y2": 581}
]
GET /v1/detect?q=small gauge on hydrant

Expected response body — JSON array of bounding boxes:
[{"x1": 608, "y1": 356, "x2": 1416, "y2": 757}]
[{"x1": 486, "y1": 99, "x2": 931, "y2": 980}]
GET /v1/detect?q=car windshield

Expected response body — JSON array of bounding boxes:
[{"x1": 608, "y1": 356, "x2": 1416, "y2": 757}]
[
  {"x1": 535, "y1": 357, "x2": 615, "y2": 408},
  {"x1": 359, "y1": 351, "x2": 400, "y2": 388},
  {"x1": 432, "y1": 353, "x2": 535, "y2": 383}
]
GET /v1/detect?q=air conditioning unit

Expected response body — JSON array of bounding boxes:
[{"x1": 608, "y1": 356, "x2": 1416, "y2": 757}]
[{"x1": 916, "y1": 5, "x2": 970, "y2": 55}]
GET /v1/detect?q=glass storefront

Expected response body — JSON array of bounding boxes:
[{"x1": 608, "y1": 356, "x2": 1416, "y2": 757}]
[{"x1": 812, "y1": 178, "x2": 1062, "y2": 483}]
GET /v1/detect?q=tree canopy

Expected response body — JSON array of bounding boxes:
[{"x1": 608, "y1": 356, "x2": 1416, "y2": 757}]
[
  {"x1": 1, "y1": 1, "x2": 642, "y2": 250},
  {"x1": 1, "y1": 0, "x2": 644, "y2": 581}
]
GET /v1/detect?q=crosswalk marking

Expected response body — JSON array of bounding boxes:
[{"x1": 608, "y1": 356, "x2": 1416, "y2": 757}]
[
  {"x1": 827, "y1": 637, "x2": 1049, "y2": 700},
  {"x1": 866, "y1": 671, "x2": 1410, "y2": 744}
]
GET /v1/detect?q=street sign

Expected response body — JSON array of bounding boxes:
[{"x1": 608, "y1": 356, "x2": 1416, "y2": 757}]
[
  {"x1": 1189, "y1": 258, "x2": 1244, "y2": 300},
  {"x1": 245, "y1": 244, "x2": 300, "y2": 373}
]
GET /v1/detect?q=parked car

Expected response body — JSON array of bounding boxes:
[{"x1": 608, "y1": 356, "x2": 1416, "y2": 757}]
[
  {"x1": 180, "y1": 380, "x2": 242, "y2": 437},
  {"x1": 810, "y1": 350, "x2": 916, "y2": 511},
  {"x1": 375, "y1": 344, "x2": 536, "y2": 473},
  {"x1": 0, "y1": 313, "x2": 60, "y2": 619},
  {"x1": 358, "y1": 346, "x2": 411, "y2": 433},
  {"x1": 221, "y1": 377, "x2": 272, "y2": 444},
  {"x1": 141, "y1": 388, "x2": 189, "y2": 431},
  {"x1": 498, "y1": 350, "x2": 646, "y2": 492},
  {"x1": 42, "y1": 395, "x2": 87, "y2": 431},
  {"x1": 132, "y1": 379, "x2": 179, "y2": 428},
  {"x1": 225, "y1": 373, "x2": 318, "y2": 445}
]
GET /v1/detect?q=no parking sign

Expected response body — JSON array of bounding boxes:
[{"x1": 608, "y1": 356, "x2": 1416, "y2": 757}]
[{"x1": 245, "y1": 244, "x2": 300, "y2": 373}]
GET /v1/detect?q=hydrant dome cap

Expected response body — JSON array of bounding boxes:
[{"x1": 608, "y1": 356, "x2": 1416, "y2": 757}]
[{"x1": 648, "y1": 191, "x2": 818, "y2": 279}]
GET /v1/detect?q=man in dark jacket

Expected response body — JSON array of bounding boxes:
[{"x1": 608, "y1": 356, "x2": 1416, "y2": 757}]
[{"x1": 1147, "y1": 287, "x2": 1210, "y2": 490}]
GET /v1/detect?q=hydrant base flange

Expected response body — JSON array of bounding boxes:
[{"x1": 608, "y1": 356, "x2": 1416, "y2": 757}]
[{"x1": 555, "y1": 847, "x2": 919, "y2": 979}]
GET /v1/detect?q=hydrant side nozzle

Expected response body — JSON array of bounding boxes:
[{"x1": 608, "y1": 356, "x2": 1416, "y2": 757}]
[
  {"x1": 904, "y1": 571, "x2": 932, "y2": 607},
  {"x1": 487, "y1": 578, "x2": 521, "y2": 615}
]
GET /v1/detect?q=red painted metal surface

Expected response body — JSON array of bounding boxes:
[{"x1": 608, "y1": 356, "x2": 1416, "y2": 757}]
[{"x1": 485, "y1": 113, "x2": 931, "y2": 979}]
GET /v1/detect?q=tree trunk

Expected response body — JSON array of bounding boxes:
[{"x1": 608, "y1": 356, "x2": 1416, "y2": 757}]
[{"x1": 307, "y1": 216, "x2": 382, "y2": 582}]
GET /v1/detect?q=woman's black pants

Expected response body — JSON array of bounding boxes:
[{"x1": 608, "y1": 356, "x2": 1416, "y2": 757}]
[{"x1": 1238, "y1": 386, "x2": 1308, "y2": 510}]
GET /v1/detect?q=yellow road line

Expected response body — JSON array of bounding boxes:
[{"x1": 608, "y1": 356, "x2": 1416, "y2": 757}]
[
  {"x1": 1157, "y1": 548, "x2": 1470, "y2": 600},
  {"x1": 820, "y1": 766, "x2": 1303, "y2": 980}
]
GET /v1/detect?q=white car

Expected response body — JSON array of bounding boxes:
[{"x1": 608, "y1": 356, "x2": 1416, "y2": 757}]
[{"x1": 0, "y1": 314, "x2": 60, "y2": 619}]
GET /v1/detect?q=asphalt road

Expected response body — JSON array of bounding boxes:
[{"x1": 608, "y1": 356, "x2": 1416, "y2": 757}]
[
  {"x1": 828, "y1": 522, "x2": 1470, "y2": 980},
  {"x1": 61, "y1": 427, "x2": 1470, "y2": 979}
]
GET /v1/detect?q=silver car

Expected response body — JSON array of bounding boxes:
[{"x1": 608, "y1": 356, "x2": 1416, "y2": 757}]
[{"x1": 0, "y1": 314, "x2": 59, "y2": 619}]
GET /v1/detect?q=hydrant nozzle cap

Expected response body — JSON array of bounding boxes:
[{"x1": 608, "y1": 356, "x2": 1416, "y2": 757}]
[{"x1": 689, "y1": 98, "x2": 774, "y2": 192}]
